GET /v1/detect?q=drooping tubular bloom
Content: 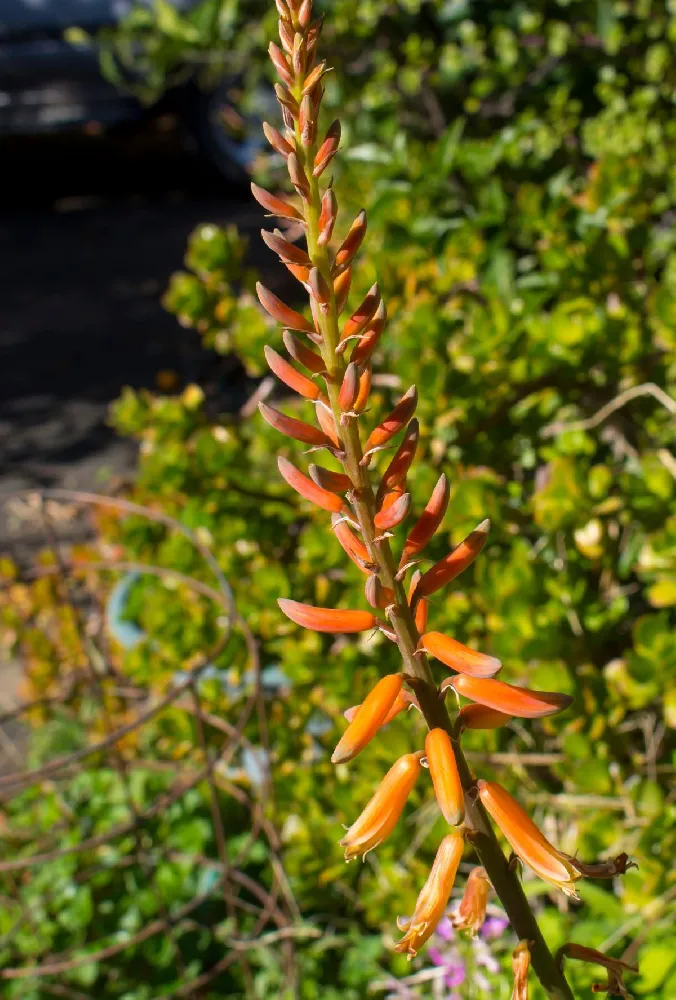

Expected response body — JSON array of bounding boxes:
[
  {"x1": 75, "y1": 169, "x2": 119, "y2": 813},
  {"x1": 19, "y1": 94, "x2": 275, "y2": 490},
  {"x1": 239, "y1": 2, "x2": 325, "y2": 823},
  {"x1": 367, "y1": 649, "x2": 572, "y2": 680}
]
[
  {"x1": 478, "y1": 781, "x2": 581, "y2": 897},
  {"x1": 340, "y1": 752, "x2": 423, "y2": 861},
  {"x1": 332, "y1": 674, "x2": 403, "y2": 763},
  {"x1": 450, "y1": 866, "x2": 491, "y2": 935},
  {"x1": 425, "y1": 728, "x2": 464, "y2": 826},
  {"x1": 511, "y1": 940, "x2": 531, "y2": 1000},
  {"x1": 450, "y1": 674, "x2": 573, "y2": 719},
  {"x1": 394, "y1": 832, "x2": 464, "y2": 958},
  {"x1": 556, "y1": 944, "x2": 638, "y2": 999}
]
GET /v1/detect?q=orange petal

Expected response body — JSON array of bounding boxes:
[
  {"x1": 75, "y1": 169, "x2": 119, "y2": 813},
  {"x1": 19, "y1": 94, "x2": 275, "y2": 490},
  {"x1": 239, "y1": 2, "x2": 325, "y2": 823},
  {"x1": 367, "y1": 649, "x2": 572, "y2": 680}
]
[
  {"x1": 407, "y1": 571, "x2": 429, "y2": 633},
  {"x1": 456, "y1": 702, "x2": 512, "y2": 731},
  {"x1": 364, "y1": 575, "x2": 395, "y2": 608},
  {"x1": 353, "y1": 364, "x2": 372, "y2": 413},
  {"x1": 511, "y1": 940, "x2": 531, "y2": 1000},
  {"x1": 251, "y1": 182, "x2": 302, "y2": 221},
  {"x1": 374, "y1": 491, "x2": 411, "y2": 530},
  {"x1": 338, "y1": 362, "x2": 359, "y2": 412},
  {"x1": 315, "y1": 401, "x2": 341, "y2": 448},
  {"x1": 287, "y1": 151, "x2": 310, "y2": 198},
  {"x1": 334, "y1": 209, "x2": 366, "y2": 270},
  {"x1": 261, "y1": 230, "x2": 311, "y2": 266},
  {"x1": 278, "y1": 598, "x2": 376, "y2": 633},
  {"x1": 478, "y1": 781, "x2": 580, "y2": 897},
  {"x1": 333, "y1": 266, "x2": 352, "y2": 314},
  {"x1": 365, "y1": 386, "x2": 418, "y2": 453},
  {"x1": 351, "y1": 299, "x2": 387, "y2": 366},
  {"x1": 421, "y1": 632, "x2": 502, "y2": 678},
  {"x1": 413, "y1": 519, "x2": 490, "y2": 599},
  {"x1": 341, "y1": 283, "x2": 380, "y2": 341},
  {"x1": 400, "y1": 474, "x2": 450, "y2": 566},
  {"x1": 277, "y1": 457, "x2": 345, "y2": 513},
  {"x1": 425, "y1": 728, "x2": 464, "y2": 826},
  {"x1": 332, "y1": 674, "x2": 403, "y2": 763},
  {"x1": 340, "y1": 752, "x2": 423, "y2": 860},
  {"x1": 256, "y1": 282, "x2": 315, "y2": 333},
  {"x1": 331, "y1": 514, "x2": 372, "y2": 572},
  {"x1": 450, "y1": 675, "x2": 573, "y2": 719},
  {"x1": 394, "y1": 832, "x2": 464, "y2": 957},
  {"x1": 268, "y1": 41, "x2": 292, "y2": 84},
  {"x1": 259, "y1": 403, "x2": 333, "y2": 449},
  {"x1": 302, "y1": 60, "x2": 327, "y2": 96},
  {"x1": 344, "y1": 688, "x2": 409, "y2": 726},
  {"x1": 450, "y1": 866, "x2": 491, "y2": 936},
  {"x1": 264, "y1": 346, "x2": 325, "y2": 401},
  {"x1": 262, "y1": 121, "x2": 294, "y2": 157},
  {"x1": 378, "y1": 419, "x2": 419, "y2": 497},
  {"x1": 317, "y1": 188, "x2": 337, "y2": 246},
  {"x1": 282, "y1": 331, "x2": 325, "y2": 374},
  {"x1": 309, "y1": 465, "x2": 352, "y2": 493},
  {"x1": 313, "y1": 120, "x2": 341, "y2": 177}
]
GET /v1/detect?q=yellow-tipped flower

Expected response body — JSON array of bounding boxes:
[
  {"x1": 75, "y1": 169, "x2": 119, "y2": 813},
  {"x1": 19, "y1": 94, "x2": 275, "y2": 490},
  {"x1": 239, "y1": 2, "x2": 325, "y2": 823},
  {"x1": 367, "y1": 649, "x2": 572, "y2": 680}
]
[
  {"x1": 511, "y1": 940, "x2": 531, "y2": 1000},
  {"x1": 395, "y1": 831, "x2": 464, "y2": 958},
  {"x1": 450, "y1": 866, "x2": 491, "y2": 935},
  {"x1": 332, "y1": 674, "x2": 403, "y2": 763},
  {"x1": 425, "y1": 728, "x2": 464, "y2": 826},
  {"x1": 478, "y1": 780, "x2": 581, "y2": 898},
  {"x1": 340, "y1": 752, "x2": 423, "y2": 861}
]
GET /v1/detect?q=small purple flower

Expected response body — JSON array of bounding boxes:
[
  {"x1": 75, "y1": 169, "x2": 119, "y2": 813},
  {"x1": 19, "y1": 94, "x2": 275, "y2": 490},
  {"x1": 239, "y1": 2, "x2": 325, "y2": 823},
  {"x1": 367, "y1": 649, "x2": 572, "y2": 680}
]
[
  {"x1": 435, "y1": 916, "x2": 455, "y2": 942},
  {"x1": 481, "y1": 915, "x2": 509, "y2": 941},
  {"x1": 427, "y1": 947, "x2": 446, "y2": 967},
  {"x1": 444, "y1": 960, "x2": 466, "y2": 988}
]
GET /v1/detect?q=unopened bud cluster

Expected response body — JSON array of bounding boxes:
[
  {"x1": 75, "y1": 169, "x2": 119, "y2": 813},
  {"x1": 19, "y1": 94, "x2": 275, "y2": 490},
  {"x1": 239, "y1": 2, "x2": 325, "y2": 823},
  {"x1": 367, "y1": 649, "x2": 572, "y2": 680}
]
[{"x1": 253, "y1": 1, "x2": 639, "y2": 993}]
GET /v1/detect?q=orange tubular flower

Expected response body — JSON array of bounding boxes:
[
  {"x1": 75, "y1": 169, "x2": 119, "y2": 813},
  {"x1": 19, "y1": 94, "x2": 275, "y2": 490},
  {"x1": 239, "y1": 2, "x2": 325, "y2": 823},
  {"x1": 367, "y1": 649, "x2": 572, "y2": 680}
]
[
  {"x1": 413, "y1": 519, "x2": 490, "y2": 599},
  {"x1": 343, "y1": 688, "x2": 410, "y2": 725},
  {"x1": 394, "y1": 831, "x2": 465, "y2": 958},
  {"x1": 364, "y1": 386, "x2": 418, "y2": 455},
  {"x1": 511, "y1": 940, "x2": 531, "y2": 1000},
  {"x1": 399, "y1": 474, "x2": 450, "y2": 566},
  {"x1": 450, "y1": 675, "x2": 573, "y2": 719},
  {"x1": 256, "y1": 281, "x2": 316, "y2": 333},
  {"x1": 450, "y1": 866, "x2": 491, "y2": 935},
  {"x1": 265, "y1": 346, "x2": 327, "y2": 402},
  {"x1": 340, "y1": 752, "x2": 423, "y2": 861},
  {"x1": 421, "y1": 631, "x2": 502, "y2": 678},
  {"x1": 332, "y1": 674, "x2": 403, "y2": 763},
  {"x1": 478, "y1": 781, "x2": 581, "y2": 898},
  {"x1": 277, "y1": 457, "x2": 346, "y2": 513},
  {"x1": 425, "y1": 729, "x2": 464, "y2": 826},
  {"x1": 277, "y1": 598, "x2": 376, "y2": 633},
  {"x1": 259, "y1": 402, "x2": 334, "y2": 449}
]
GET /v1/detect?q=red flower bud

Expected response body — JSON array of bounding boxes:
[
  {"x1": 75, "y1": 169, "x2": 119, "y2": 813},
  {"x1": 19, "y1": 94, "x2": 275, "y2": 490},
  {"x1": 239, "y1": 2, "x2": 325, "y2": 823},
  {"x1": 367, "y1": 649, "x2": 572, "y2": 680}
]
[
  {"x1": 256, "y1": 282, "x2": 315, "y2": 333},
  {"x1": 259, "y1": 402, "x2": 333, "y2": 448},
  {"x1": 400, "y1": 474, "x2": 450, "y2": 566},
  {"x1": 264, "y1": 346, "x2": 326, "y2": 401},
  {"x1": 421, "y1": 631, "x2": 502, "y2": 678},
  {"x1": 412, "y1": 519, "x2": 490, "y2": 600},
  {"x1": 277, "y1": 456, "x2": 346, "y2": 513},
  {"x1": 251, "y1": 183, "x2": 302, "y2": 221},
  {"x1": 278, "y1": 598, "x2": 376, "y2": 633}
]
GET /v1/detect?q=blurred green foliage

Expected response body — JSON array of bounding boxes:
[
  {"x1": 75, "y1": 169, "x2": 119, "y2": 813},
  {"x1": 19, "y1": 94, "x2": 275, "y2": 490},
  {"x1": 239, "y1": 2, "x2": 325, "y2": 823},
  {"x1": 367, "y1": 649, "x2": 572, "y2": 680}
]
[{"x1": 6, "y1": 0, "x2": 676, "y2": 997}]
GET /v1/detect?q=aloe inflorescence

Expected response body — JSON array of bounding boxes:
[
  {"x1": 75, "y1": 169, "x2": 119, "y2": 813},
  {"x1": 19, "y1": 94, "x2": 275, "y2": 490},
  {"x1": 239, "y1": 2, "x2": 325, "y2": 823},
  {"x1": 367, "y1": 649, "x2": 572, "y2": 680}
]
[{"x1": 254, "y1": 1, "x2": 638, "y2": 995}]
